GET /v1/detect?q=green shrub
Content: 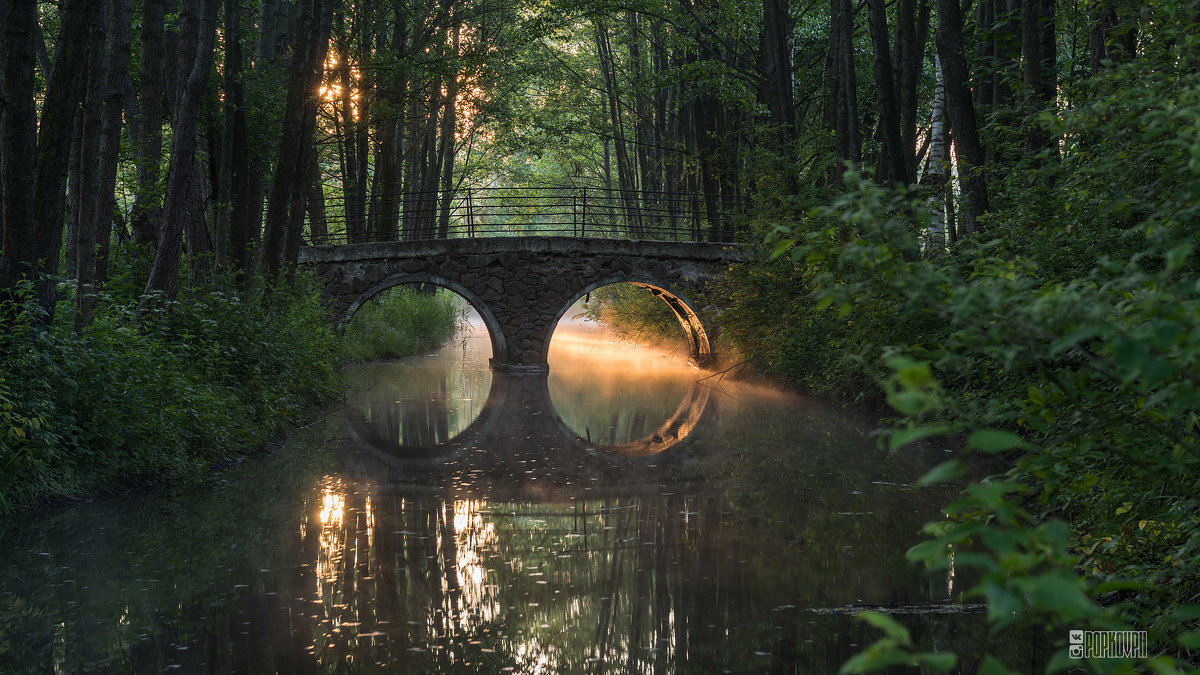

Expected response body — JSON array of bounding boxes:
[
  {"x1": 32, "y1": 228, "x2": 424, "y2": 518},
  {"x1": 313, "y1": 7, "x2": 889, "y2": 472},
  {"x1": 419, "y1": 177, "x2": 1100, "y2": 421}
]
[
  {"x1": 728, "y1": 17, "x2": 1200, "y2": 669},
  {"x1": 340, "y1": 286, "x2": 461, "y2": 361},
  {"x1": 0, "y1": 273, "x2": 341, "y2": 515}
]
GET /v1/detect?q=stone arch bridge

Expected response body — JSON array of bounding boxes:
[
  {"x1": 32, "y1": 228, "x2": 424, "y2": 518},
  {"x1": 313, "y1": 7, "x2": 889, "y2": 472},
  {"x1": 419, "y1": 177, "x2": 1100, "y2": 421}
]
[{"x1": 299, "y1": 237, "x2": 743, "y2": 372}]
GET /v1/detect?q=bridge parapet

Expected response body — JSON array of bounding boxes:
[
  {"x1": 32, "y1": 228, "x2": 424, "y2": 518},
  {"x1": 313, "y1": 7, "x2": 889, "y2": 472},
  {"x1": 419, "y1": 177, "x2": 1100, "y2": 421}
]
[
  {"x1": 307, "y1": 186, "x2": 747, "y2": 245},
  {"x1": 300, "y1": 236, "x2": 746, "y2": 372}
]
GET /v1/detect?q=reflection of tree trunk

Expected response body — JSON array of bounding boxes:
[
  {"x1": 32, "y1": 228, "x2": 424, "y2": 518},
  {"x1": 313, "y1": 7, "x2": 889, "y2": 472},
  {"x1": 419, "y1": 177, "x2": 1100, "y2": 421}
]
[
  {"x1": 435, "y1": 376, "x2": 450, "y2": 443},
  {"x1": 374, "y1": 494, "x2": 402, "y2": 628},
  {"x1": 592, "y1": 507, "x2": 628, "y2": 673},
  {"x1": 627, "y1": 502, "x2": 652, "y2": 672},
  {"x1": 654, "y1": 502, "x2": 670, "y2": 672}
]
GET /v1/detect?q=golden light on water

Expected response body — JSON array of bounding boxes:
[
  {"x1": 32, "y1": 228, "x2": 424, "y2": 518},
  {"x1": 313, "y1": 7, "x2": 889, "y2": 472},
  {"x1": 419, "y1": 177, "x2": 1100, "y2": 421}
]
[
  {"x1": 319, "y1": 491, "x2": 345, "y2": 527},
  {"x1": 548, "y1": 312, "x2": 703, "y2": 449}
]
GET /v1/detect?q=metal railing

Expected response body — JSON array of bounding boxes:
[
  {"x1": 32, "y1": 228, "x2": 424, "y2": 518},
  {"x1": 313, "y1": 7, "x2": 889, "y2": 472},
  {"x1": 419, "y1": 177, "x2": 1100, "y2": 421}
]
[{"x1": 305, "y1": 186, "x2": 748, "y2": 245}]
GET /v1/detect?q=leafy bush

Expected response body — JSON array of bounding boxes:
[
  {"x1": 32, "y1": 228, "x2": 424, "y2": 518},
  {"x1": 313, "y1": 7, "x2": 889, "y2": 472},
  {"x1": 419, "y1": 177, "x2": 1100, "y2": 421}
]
[
  {"x1": 0, "y1": 273, "x2": 341, "y2": 515},
  {"x1": 340, "y1": 286, "x2": 461, "y2": 361},
  {"x1": 725, "y1": 17, "x2": 1200, "y2": 671}
]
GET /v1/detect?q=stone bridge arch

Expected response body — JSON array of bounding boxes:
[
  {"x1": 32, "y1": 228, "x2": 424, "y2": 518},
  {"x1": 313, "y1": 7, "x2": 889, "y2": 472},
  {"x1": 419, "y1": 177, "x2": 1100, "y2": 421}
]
[
  {"x1": 545, "y1": 276, "x2": 714, "y2": 367},
  {"x1": 300, "y1": 237, "x2": 742, "y2": 372}
]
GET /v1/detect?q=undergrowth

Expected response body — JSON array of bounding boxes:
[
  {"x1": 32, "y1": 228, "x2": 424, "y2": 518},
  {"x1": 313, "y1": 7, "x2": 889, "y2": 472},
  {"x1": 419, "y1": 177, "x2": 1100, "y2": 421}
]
[{"x1": 0, "y1": 270, "x2": 341, "y2": 516}]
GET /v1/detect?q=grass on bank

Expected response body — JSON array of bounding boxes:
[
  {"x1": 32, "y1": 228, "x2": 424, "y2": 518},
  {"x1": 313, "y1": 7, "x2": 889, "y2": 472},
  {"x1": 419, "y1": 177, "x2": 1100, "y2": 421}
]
[{"x1": 339, "y1": 286, "x2": 461, "y2": 361}]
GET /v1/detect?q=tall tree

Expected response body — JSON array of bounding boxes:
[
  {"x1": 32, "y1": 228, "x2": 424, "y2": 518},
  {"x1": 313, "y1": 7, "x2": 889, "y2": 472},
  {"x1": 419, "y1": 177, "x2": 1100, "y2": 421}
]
[
  {"x1": 1021, "y1": 0, "x2": 1056, "y2": 157},
  {"x1": 260, "y1": 0, "x2": 334, "y2": 279},
  {"x1": 936, "y1": 0, "x2": 989, "y2": 234},
  {"x1": 74, "y1": 0, "x2": 130, "y2": 328},
  {"x1": 761, "y1": 0, "x2": 797, "y2": 181},
  {"x1": 867, "y1": 0, "x2": 908, "y2": 183},
  {"x1": 142, "y1": 0, "x2": 218, "y2": 300},
  {"x1": 826, "y1": 0, "x2": 861, "y2": 177},
  {"x1": 130, "y1": 0, "x2": 166, "y2": 249},
  {"x1": 1, "y1": 0, "x2": 92, "y2": 319}
]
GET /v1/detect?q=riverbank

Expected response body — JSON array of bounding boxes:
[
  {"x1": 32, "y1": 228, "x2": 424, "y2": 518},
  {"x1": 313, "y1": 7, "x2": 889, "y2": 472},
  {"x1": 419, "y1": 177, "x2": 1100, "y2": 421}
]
[
  {"x1": 0, "y1": 276, "x2": 342, "y2": 516},
  {"x1": 0, "y1": 278, "x2": 461, "y2": 517},
  {"x1": 711, "y1": 56, "x2": 1200, "y2": 667}
]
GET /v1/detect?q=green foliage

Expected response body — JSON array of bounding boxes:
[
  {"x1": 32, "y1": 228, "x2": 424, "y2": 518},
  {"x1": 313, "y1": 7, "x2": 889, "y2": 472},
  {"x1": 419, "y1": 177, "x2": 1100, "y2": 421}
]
[
  {"x1": 0, "y1": 273, "x2": 341, "y2": 515},
  {"x1": 340, "y1": 286, "x2": 461, "y2": 361},
  {"x1": 721, "y1": 18, "x2": 1200, "y2": 671},
  {"x1": 840, "y1": 612, "x2": 956, "y2": 674}
]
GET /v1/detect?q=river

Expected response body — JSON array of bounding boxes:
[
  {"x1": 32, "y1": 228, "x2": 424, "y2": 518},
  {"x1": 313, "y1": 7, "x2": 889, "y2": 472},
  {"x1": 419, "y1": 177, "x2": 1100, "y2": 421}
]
[{"x1": 0, "y1": 314, "x2": 1035, "y2": 672}]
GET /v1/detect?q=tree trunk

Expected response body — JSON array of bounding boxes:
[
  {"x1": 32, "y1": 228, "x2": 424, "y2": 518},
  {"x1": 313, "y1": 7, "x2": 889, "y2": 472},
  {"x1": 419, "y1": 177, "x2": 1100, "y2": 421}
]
[
  {"x1": 73, "y1": 1, "x2": 107, "y2": 329},
  {"x1": 93, "y1": 0, "x2": 131, "y2": 288},
  {"x1": 867, "y1": 0, "x2": 908, "y2": 184},
  {"x1": 923, "y1": 53, "x2": 948, "y2": 253},
  {"x1": 27, "y1": 0, "x2": 91, "y2": 320},
  {"x1": 896, "y1": 0, "x2": 929, "y2": 182},
  {"x1": 936, "y1": 0, "x2": 989, "y2": 234},
  {"x1": 130, "y1": 0, "x2": 166, "y2": 248},
  {"x1": 1021, "y1": 0, "x2": 1056, "y2": 157},
  {"x1": 828, "y1": 0, "x2": 861, "y2": 177},
  {"x1": 305, "y1": 146, "x2": 327, "y2": 242},
  {"x1": 761, "y1": 0, "x2": 797, "y2": 185},
  {"x1": 436, "y1": 16, "x2": 460, "y2": 239},
  {"x1": 0, "y1": 0, "x2": 39, "y2": 298},
  {"x1": 74, "y1": 0, "x2": 131, "y2": 328},
  {"x1": 185, "y1": 154, "x2": 213, "y2": 284},
  {"x1": 594, "y1": 18, "x2": 640, "y2": 236},
  {"x1": 225, "y1": 0, "x2": 258, "y2": 286},
  {"x1": 142, "y1": 0, "x2": 217, "y2": 300},
  {"x1": 261, "y1": 0, "x2": 333, "y2": 279}
]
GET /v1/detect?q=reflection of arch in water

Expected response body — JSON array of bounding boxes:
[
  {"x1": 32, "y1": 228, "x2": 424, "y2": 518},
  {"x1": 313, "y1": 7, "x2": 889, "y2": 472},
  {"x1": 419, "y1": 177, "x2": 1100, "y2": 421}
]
[
  {"x1": 343, "y1": 374, "x2": 508, "y2": 465},
  {"x1": 343, "y1": 372, "x2": 712, "y2": 466},
  {"x1": 544, "y1": 278, "x2": 714, "y2": 367},
  {"x1": 574, "y1": 381, "x2": 712, "y2": 458},
  {"x1": 338, "y1": 274, "x2": 506, "y2": 362}
]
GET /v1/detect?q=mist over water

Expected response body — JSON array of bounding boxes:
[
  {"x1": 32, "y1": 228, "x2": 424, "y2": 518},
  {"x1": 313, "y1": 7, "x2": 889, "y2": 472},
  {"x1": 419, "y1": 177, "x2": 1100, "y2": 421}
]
[{"x1": 0, "y1": 305, "x2": 1032, "y2": 673}]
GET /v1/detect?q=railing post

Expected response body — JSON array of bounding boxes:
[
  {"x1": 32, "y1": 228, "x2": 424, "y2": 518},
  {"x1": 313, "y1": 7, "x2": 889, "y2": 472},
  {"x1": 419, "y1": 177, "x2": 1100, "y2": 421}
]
[
  {"x1": 581, "y1": 187, "x2": 586, "y2": 238},
  {"x1": 467, "y1": 189, "x2": 475, "y2": 238}
]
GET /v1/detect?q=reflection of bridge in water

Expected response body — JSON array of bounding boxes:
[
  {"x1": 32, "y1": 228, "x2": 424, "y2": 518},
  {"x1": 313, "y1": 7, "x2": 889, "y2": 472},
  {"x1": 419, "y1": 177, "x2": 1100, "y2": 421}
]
[{"x1": 343, "y1": 371, "x2": 714, "y2": 472}]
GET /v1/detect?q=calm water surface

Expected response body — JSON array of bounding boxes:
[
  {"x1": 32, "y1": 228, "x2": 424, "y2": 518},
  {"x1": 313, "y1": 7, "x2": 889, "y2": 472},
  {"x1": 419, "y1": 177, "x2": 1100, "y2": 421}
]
[{"x1": 0, "y1": 318, "x2": 1032, "y2": 673}]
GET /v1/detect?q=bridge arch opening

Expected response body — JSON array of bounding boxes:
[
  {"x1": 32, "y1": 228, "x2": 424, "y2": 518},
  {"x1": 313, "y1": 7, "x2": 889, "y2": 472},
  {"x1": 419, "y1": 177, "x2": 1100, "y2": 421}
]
[
  {"x1": 339, "y1": 274, "x2": 507, "y2": 364},
  {"x1": 545, "y1": 279, "x2": 714, "y2": 368}
]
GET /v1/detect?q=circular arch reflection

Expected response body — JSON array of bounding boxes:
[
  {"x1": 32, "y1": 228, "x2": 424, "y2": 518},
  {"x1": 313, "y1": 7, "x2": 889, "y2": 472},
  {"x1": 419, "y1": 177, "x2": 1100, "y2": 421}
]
[{"x1": 343, "y1": 370, "x2": 711, "y2": 467}]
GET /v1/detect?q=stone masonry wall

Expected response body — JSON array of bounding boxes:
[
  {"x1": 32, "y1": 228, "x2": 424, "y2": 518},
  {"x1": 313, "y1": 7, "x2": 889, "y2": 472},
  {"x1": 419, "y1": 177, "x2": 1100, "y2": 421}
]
[{"x1": 299, "y1": 237, "x2": 741, "y2": 370}]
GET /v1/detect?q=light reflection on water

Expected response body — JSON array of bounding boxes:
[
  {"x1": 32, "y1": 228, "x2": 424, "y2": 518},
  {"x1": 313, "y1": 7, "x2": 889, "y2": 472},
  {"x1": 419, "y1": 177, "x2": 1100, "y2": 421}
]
[{"x1": 0, "y1": 318, "x2": 1035, "y2": 673}]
